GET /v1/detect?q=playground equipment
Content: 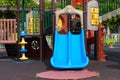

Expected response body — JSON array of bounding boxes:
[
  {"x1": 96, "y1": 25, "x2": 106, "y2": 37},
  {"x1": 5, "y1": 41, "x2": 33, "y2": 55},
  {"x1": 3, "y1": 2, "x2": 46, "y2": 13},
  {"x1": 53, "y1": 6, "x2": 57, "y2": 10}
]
[
  {"x1": 19, "y1": 31, "x2": 28, "y2": 60},
  {"x1": 72, "y1": 0, "x2": 107, "y2": 61},
  {"x1": 86, "y1": 24, "x2": 107, "y2": 61},
  {"x1": 25, "y1": 9, "x2": 53, "y2": 59},
  {"x1": 0, "y1": 0, "x2": 54, "y2": 59},
  {"x1": 0, "y1": 0, "x2": 107, "y2": 61},
  {"x1": 50, "y1": 5, "x2": 89, "y2": 69}
]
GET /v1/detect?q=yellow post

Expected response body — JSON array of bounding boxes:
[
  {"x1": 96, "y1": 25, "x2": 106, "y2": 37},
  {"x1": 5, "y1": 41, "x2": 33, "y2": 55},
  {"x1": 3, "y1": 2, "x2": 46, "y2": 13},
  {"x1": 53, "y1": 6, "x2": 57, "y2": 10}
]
[{"x1": 19, "y1": 53, "x2": 28, "y2": 60}]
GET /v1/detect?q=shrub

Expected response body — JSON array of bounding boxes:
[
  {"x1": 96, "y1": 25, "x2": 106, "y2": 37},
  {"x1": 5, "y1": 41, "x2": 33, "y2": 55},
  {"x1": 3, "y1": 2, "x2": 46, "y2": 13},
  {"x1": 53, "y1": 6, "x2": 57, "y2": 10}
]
[{"x1": 105, "y1": 36, "x2": 115, "y2": 46}]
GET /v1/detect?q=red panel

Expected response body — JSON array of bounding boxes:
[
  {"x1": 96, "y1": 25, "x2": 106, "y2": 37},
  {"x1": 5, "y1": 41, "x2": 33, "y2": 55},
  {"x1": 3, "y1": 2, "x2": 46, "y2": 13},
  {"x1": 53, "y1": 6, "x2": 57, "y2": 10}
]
[{"x1": 72, "y1": 0, "x2": 91, "y2": 7}]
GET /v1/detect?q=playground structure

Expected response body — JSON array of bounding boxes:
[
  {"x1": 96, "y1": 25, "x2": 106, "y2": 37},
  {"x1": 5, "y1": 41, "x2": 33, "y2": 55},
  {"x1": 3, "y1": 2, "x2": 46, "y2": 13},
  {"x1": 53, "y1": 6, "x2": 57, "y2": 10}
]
[
  {"x1": 50, "y1": 5, "x2": 89, "y2": 69},
  {"x1": 0, "y1": 1, "x2": 53, "y2": 59},
  {"x1": 0, "y1": 2, "x2": 119, "y2": 79},
  {"x1": 0, "y1": 0, "x2": 110, "y2": 62},
  {"x1": 37, "y1": 0, "x2": 99, "y2": 79}
]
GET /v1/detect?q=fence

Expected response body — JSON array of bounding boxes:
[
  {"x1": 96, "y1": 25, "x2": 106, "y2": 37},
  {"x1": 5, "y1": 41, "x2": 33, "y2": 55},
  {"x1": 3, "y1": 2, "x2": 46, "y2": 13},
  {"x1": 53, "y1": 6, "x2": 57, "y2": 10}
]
[{"x1": 0, "y1": 19, "x2": 17, "y2": 44}]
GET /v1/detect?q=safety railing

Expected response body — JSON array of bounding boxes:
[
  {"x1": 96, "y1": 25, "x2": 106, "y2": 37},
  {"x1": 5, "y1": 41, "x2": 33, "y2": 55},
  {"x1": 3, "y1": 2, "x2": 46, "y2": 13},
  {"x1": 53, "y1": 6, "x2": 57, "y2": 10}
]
[{"x1": 0, "y1": 19, "x2": 17, "y2": 44}]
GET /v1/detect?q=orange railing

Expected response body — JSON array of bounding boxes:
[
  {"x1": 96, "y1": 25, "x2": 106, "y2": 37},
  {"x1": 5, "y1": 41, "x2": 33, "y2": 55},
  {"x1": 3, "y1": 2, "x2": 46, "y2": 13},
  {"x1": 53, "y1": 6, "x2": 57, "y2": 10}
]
[{"x1": 0, "y1": 19, "x2": 17, "y2": 44}]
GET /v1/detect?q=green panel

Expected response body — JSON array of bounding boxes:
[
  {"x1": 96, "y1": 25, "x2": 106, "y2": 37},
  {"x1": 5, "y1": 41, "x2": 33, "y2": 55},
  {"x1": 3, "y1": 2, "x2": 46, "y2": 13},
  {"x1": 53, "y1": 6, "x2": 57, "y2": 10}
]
[
  {"x1": 44, "y1": 10, "x2": 52, "y2": 30},
  {"x1": 20, "y1": 10, "x2": 27, "y2": 22},
  {"x1": 20, "y1": 10, "x2": 27, "y2": 32},
  {"x1": 99, "y1": 0, "x2": 120, "y2": 16},
  {"x1": 29, "y1": 8, "x2": 52, "y2": 35},
  {"x1": 56, "y1": 0, "x2": 67, "y2": 8},
  {"x1": 60, "y1": 0, "x2": 67, "y2": 8},
  {"x1": 32, "y1": 8, "x2": 40, "y2": 34}
]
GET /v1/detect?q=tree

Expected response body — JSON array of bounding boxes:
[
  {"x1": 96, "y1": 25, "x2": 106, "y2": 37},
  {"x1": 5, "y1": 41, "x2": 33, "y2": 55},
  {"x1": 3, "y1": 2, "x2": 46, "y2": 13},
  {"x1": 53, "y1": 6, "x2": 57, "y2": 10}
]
[
  {"x1": 0, "y1": 0, "x2": 39, "y2": 18},
  {"x1": 0, "y1": 0, "x2": 38, "y2": 7},
  {"x1": 102, "y1": 15, "x2": 120, "y2": 33}
]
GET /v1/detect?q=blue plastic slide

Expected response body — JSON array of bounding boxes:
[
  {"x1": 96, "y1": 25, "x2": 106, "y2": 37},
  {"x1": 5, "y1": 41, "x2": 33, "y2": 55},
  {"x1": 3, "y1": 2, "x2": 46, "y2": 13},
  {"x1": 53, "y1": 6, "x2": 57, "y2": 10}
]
[{"x1": 50, "y1": 28, "x2": 89, "y2": 69}]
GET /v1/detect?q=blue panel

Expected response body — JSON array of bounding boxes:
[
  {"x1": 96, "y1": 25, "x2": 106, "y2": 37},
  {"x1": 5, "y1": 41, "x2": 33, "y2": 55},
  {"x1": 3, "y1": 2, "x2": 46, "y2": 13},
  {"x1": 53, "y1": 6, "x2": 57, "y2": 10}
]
[
  {"x1": 68, "y1": 29, "x2": 89, "y2": 68},
  {"x1": 50, "y1": 29, "x2": 68, "y2": 67},
  {"x1": 50, "y1": 28, "x2": 89, "y2": 69}
]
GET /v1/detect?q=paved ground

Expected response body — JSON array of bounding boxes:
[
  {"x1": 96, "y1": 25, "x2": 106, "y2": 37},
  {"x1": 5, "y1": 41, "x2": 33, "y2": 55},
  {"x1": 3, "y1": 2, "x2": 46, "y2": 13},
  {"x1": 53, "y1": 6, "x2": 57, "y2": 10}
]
[
  {"x1": 88, "y1": 45, "x2": 120, "y2": 80},
  {"x1": 0, "y1": 45, "x2": 120, "y2": 80}
]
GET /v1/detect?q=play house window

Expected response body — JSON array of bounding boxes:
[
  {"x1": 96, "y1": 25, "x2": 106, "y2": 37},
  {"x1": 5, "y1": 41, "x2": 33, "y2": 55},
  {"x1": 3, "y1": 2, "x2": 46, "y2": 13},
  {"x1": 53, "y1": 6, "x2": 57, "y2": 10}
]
[{"x1": 70, "y1": 14, "x2": 81, "y2": 34}]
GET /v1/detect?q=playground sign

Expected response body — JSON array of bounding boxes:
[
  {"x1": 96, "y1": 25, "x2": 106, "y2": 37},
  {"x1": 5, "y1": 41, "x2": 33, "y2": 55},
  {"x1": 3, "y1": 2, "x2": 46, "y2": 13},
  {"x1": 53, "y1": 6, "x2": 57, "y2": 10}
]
[
  {"x1": 90, "y1": 7, "x2": 99, "y2": 26},
  {"x1": 28, "y1": 18, "x2": 40, "y2": 34},
  {"x1": 87, "y1": 0, "x2": 99, "y2": 31}
]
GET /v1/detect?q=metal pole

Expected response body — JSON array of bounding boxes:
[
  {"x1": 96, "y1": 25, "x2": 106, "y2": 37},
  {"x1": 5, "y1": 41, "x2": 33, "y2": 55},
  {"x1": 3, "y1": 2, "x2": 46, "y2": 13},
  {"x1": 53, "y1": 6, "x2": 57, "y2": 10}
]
[
  {"x1": 83, "y1": 0, "x2": 87, "y2": 48},
  {"x1": 83, "y1": 0, "x2": 87, "y2": 35},
  {"x1": 67, "y1": 0, "x2": 71, "y2": 5},
  {"x1": 83, "y1": 0, "x2": 88, "y2": 59},
  {"x1": 39, "y1": 0, "x2": 44, "y2": 60},
  {"x1": 52, "y1": 0, "x2": 55, "y2": 49},
  {"x1": 95, "y1": 0, "x2": 99, "y2": 60},
  {"x1": 22, "y1": 0, "x2": 25, "y2": 31},
  {"x1": 17, "y1": 0, "x2": 20, "y2": 58},
  {"x1": 66, "y1": 0, "x2": 71, "y2": 31}
]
